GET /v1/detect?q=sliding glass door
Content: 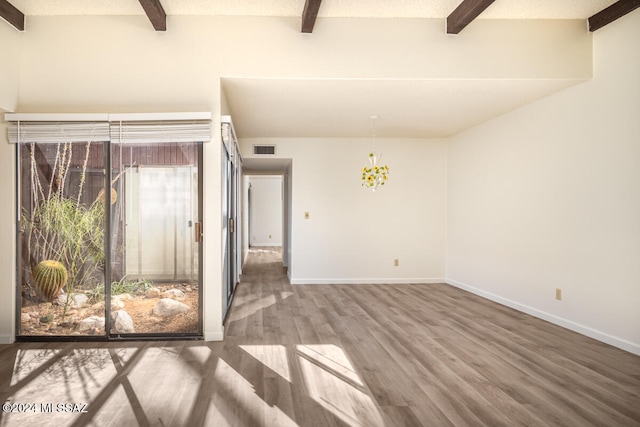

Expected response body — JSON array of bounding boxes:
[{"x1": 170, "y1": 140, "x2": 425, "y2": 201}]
[
  {"x1": 17, "y1": 140, "x2": 203, "y2": 339},
  {"x1": 110, "y1": 142, "x2": 202, "y2": 336},
  {"x1": 18, "y1": 141, "x2": 108, "y2": 337}
]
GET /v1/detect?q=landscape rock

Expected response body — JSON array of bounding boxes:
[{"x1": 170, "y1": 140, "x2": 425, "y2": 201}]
[
  {"x1": 111, "y1": 298, "x2": 125, "y2": 310},
  {"x1": 113, "y1": 293, "x2": 132, "y2": 301},
  {"x1": 145, "y1": 287, "x2": 162, "y2": 298},
  {"x1": 56, "y1": 293, "x2": 88, "y2": 308},
  {"x1": 111, "y1": 310, "x2": 135, "y2": 333},
  {"x1": 77, "y1": 315, "x2": 105, "y2": 332},
  {"x1": 162, "y1": 289, "x2": 185, "y2": 301},
  {"x1": 153, "y1": 298, "x2": 189, "y2": 317}
]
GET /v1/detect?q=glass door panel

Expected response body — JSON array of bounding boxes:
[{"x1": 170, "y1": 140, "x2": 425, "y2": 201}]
[
  {"x1": 109, "y1": 142, "x2": 202, "y2": 336},
  {"x1": 18, "y1": 142, "x2": 107, "y2": 337}
]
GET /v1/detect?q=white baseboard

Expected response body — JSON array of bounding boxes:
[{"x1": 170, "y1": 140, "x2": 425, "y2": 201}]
[
  {"x1": 290, "y1": 278, "x2": 445, "y2": 285},
  {"x1": 251, "y1": 243, "x2": 282, "y2": 247},
  {"x1": 0, "y1": 335, "x2": 15, "y2": 344},
  {"x1": 446, "y1": 278, "x2": 640, "y2": 356}
]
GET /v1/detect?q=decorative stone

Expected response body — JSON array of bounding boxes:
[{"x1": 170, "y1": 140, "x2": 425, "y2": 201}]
[
  {"x1": 77, "y1": 315, "x2": 105, "y2": 332},
  {"x1": 113, "y1": 293, "x2": 132, "y2": 301},
  {"x1": 111, "y1": 310, "x2": 135, "y2": 333},
  {"x1": 162, "y1": 289, "x2": 185, "y2": 301},
  {"x1": 111, "y1": 298, "x2": 125, "y2": 310},
  {"x1": 153, "y1": 298, "x2": 189, "y2": 317},
  {"x1": 21, "y1": 313, "x2": 31, "y2": 322},
  {"x1": 145, "y1": 287, "x2": 162, "y2": 298},
  {"x1": 57, "y1": 293, "x2": 88, "y2": 308}
]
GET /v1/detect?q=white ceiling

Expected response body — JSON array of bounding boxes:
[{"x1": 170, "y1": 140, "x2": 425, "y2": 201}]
[
  {"x1": 221, "y1": 78, "x2": 585, "y2": 139},
  {"x1": 9, "y1": 0, "x2": 619, "y2": 144}
]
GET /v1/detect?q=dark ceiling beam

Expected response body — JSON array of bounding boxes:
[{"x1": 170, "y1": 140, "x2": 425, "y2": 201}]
[
  {"x1": 138, "y1": 0, "x2": 166, "y2": 31},
  {"x1": 301, "y1": 0, "x2": 322, "y2": 33},
  {"x1": 446, "y1": 0, "x2": 495, "y2": 34},
  {"x1": 588, "y1": 0, "x2": 640, "y2": 32},
  {"x1": 0, "y1": 0, "x2": 24, "y2": 31}
]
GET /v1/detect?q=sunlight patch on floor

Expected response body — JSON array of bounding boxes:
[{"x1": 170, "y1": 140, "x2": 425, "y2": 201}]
[
  {"x1": 240, "y1": 345, "x2": 291, "y2": 382},
  {"x1": 3, "y1": 348, "x2": 119, "y2": 426},
  {"x1": 208, "y1": 358, "x2": 297, "y2": 427},
  {"x1": 231, "y1": 294, "x2": 278, "y2": 321},
  {"x1": 297, "y1": 344, "x2": 384, "y2": 427}
]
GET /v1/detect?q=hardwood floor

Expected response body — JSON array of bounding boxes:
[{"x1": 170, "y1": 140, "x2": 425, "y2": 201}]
[{"x1": 1, "y1": 247, "x2": 639, "y2": 426}]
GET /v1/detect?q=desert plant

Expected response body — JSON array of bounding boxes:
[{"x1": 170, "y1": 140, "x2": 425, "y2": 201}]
[
  {"x1": 87, "y1": 277, "x2": 153, "y2": 301},
  {"x1": 32, "y1": 260, "x2": 69, "y2": 300},
  {"x1": 25, "y1": 194, "x2": 105, "y2": 291},
  {"x1": 21, "y1": 141, "x2": 107, "y2": 319}
]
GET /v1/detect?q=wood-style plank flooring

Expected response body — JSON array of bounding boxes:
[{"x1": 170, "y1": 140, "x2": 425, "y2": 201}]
[{"x1": 1, "y1": 247, "x2": 639, "y2": 426}]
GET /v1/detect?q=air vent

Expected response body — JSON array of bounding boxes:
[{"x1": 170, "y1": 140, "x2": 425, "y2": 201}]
[{"x1": 253, "y1": 145, "x2": 276, "y2": 155}]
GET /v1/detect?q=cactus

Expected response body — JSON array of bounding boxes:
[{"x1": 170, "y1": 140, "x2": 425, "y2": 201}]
[{"x1": 32, "y1": 260, "x2": 68, "y2": 300}]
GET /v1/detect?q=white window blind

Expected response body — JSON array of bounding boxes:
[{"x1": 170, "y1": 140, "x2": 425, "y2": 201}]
[
  {"x1": 110, "y1": 120, "x2": 211, "y2": 144},
  {"x1": 5, "y1": 113, "x2": 212, "y2": 144},
  {"x1": 8, "y1": 122, "x2": 110, "y2": 144},
  {"x1": 221, "y1": 115, "x2": 241, "y2": 162}
]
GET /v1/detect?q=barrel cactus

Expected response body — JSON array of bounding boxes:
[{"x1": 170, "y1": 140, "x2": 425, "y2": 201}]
[{"x1": 32, "y1": 260, "x2": 68, "y2": 300}]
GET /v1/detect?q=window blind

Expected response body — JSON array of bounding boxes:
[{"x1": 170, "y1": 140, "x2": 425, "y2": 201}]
[
  {"x1": 5, "y1": 113, "x2": 212, "y2": 144},
  {"x1": 110, "y1": 120, "x2": 211, "y2": 144},
  {"x1": 8, "y1": 122, "x2": 110, "y2": 144}
]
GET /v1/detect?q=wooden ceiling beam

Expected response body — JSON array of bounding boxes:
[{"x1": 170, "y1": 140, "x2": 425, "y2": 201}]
[
  {"x1": 447, "y1": 0, "x2": 495, "y2": 34},
  {"x1": 588, "y1": 0, "x2": 640, "y2": 32},
  {"x1": 138, "y1": 0, "x2": 166, "y2": 31},
  {"x1": 301, "y1": 0, "x2": 322, "y2": 33},
  {"x1": 0, "y1": 0, "x2": 24, "y2": 31}
]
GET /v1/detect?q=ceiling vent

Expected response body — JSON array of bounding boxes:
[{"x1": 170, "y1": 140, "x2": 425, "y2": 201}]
[{"x1": 253, "y1": 145, "x2": 276, "y2": 156}]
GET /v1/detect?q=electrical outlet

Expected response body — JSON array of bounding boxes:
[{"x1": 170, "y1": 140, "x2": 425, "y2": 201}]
[
  {"x1": 556, "y1": 288, "x2": 562, "y2": 300},
  {"x1": 394, "y1": 259, "x2": 399, "y2": 267}
]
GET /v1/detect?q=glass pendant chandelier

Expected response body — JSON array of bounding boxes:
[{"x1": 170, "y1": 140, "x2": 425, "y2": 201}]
[{"x1": 360, "y1": 115, "x2": 389, "y2": 191}]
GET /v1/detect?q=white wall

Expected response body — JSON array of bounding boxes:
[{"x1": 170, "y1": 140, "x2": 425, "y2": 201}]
[
  {"x1": 0, "y1": 23, "x2": 20, "y2": 112},
  {"x1": 284, "y1": 164, "x2": 293, "y2": 269},
  {"x1": 241, "y1": 138, "x2": 448, "y2": 284},
  {"x1": 0, "y1": 122, "x2": 16, "y2": 343},
  {"x1": 248, "y1": 176, "x2": 283, "y2": 246},
  {"x1": 447, "y1": 12, "x2": 640, "y2": 355},
  {"x1": 0, "y1": 22, "x2": 20, "y2": 343}
]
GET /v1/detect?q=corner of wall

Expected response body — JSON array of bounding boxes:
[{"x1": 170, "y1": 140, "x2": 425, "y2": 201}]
[{"x1": 0, "y1": 119, "x2": 16, "y2": 344}]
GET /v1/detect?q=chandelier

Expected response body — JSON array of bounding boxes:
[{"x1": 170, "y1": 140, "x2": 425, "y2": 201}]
[{"x1": 360, "y1": 115, "x2": 389, "y2": 191}]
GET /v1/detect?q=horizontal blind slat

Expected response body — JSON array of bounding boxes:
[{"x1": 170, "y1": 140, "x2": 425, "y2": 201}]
[
  {"x1": 110, "y1": 121, "x2": 211, "y2": 144},
  {"x1": 8, "y1": 119, "x2": 211, "y2": 144},
  {"x1": 8, "y1": 122, "x2": 110, "y2": 143}
]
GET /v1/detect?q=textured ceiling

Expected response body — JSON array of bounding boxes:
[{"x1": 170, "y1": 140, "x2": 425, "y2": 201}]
[{"x1": 10, "y1": 0, "x2": 617, "y2": 19}]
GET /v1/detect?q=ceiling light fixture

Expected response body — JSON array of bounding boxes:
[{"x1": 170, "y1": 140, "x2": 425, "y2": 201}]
[{"x1": 360, "y1": 115, "x2": 389, "y2": 192}]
